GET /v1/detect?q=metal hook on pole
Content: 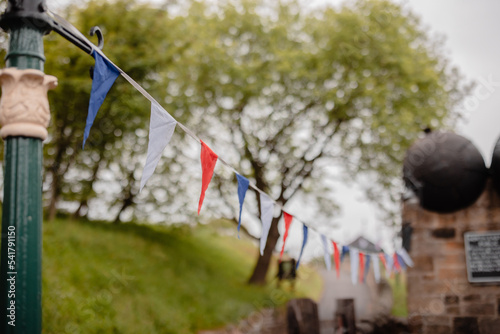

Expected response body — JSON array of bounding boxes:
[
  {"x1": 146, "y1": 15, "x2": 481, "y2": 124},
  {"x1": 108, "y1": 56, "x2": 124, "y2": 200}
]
[
  {"x1": 89, "y1": 26, "x2": 104, "y2": 50},
  {"x1": 89, "y1": 26, "x2": 104, "y2": 79}
]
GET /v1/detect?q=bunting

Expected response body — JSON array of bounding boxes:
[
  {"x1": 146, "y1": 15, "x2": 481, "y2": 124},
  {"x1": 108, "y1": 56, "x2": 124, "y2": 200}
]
[
  {"x1": 341, "y1": 246, "x2": 349, "y2": 263},
  {"x1": 236, "y1": 174, "x2": 249, "y2": 238},
  {"x1": 379, "y1": 253, "x2": 387, "y2": 271},
  {"x1": 83, "y1": 50, "x2": 120, "y2": 148},
  {"x1": 259, "y1": 193, "x2": 274, "y2": 256},
  {"x1": 372, "y1": 255, "x2": 381, "y2": 283},
  {"x1": 363, "y1": 254, "x2": 371, "y2": 283},
  {"x1": 385, "y1": 253, "x2": 394, "y2": 277},
  {"x1": 198, "y1": 141, "x2": 218, "y2": 215},
  {"x1": 71, "y1": 26, "x2": 414, "y2": 279},
  {"x1": 332, "y1": 241, "x2": 340, "y2": 278},
  {"x1": 350, "y1": 248, "x2": 359, "y2": 285},
  {"x1": 296, "y1": 224, "x2": 308, "y2": 270},
  {"x1": 396, "y1": 253, "x2": 406, "y2": 270},
  {"x1": 359, "y1": 252, "x2": 365, "y2": 283},
  {"x1": 393, "y1": 253, "x2": 402, "y2": 272},
  {"x1": 140, "y1": 103, "x2": 177, "y2": 191},
  {"x1": 279, "y1": 212, "x2": 293, "y2": 261},
  {"x1": 321, "y1": 235, "x2": 331, "y2": 271},
  {"x1": 398, "y1": 248, "x2": 414, "y2": 267}
]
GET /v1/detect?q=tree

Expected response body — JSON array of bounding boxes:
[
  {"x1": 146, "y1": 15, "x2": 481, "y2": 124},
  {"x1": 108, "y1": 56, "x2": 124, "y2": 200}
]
[
  {"x1": 39, "y1": 0, "x2": 466, "y2": 285},
  {"x1": 152, "y1": 0, "x2": 465, "y2": 284}
]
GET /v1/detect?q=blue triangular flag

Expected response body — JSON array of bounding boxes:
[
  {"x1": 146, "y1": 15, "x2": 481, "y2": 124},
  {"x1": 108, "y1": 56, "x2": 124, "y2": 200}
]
[
  {"x1": 83, "y1": 50, "x2": 120, "y2": 148},
  {"x1": 341, "y1": 245, "x2": 349, "y2": 263},
  {"x1": 296, "y1": 224, "x2": 308, "y2": 270},
  {"x1": 236, "y1": 174, "x2": 249, "y2": 238},
  {"x1": 396, "y1": 253, "x2": 407, "y2": 270}
]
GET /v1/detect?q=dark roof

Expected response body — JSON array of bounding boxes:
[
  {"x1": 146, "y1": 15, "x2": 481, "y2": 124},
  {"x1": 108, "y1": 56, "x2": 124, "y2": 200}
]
[{"x1": 348, "y1": 236, "x2": 383, "y2": 254}]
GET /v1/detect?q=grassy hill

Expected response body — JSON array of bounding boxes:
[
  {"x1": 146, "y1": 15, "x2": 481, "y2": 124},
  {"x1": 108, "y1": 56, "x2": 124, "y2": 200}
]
[{"x1": 41, "y1": 218, "x2": 322, "y2": 334}]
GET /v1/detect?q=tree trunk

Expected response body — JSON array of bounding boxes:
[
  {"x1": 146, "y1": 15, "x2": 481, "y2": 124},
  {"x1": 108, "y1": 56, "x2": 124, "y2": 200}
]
[
  {"x1": 248, "y1": 216, "x2": 281, "y2": 285},
  {"x1": 72, "y1": 157, "x2": 102, "y2": 220},
  {"x1": 72, "y1": 199, "x2": 88, "y2": 220},
  {"x1": 113, "y1": 201, "x2": 130, "y2": 224},
  {"x1": 113, "y1": 169, "x2": 137, "y2": 224},
  {"x1": 46, "y1": 131, "x2": 78, "y2": 222}
]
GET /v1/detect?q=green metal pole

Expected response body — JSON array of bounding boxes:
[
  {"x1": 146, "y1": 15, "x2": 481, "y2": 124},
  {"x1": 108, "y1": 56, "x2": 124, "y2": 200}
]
[{"x1": 0, "y1": 1, "x2": 52, "y2": 333}]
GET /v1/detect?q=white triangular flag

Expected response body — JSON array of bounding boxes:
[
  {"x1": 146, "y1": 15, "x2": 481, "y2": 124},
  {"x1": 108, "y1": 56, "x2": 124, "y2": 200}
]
[
  {"x1": 350, "y1": 248, "x2": 359, "y2": 285},
  {"x1": 398, "y1": 248, "x2": 414, "y2": 267},
  {"x1": 259, "y1": 193, "x2": 274, "y2": 255},
  {"x1": 321, "y1": 234, "x2": 331, "y2": 271},
  {"x1": 372, "y1": 254, "x2": 380, "y2": 283},
  {"x1": 140, "y1": 102, "x2": 177, "y2": 191}
]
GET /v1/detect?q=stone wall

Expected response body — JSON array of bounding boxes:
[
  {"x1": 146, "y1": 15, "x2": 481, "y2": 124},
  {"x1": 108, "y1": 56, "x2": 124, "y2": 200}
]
[{"x1": 404, "y1": 181, "x2": 500, "y2": 334}]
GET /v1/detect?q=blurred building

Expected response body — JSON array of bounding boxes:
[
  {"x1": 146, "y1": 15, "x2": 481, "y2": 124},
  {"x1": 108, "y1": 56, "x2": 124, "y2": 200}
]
[{"x1": 403, "y1": 131, "x2": 500, "y2": 334}]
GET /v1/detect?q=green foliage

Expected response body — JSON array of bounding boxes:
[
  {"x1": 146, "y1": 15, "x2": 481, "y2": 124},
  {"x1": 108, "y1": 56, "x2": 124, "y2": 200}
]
[{"x1": 42, "y1": 218, "x2": 321, "y2": 333}]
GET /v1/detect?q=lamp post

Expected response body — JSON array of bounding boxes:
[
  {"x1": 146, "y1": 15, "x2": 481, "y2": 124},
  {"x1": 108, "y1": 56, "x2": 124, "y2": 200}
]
[
  {"x1": 0, "y1": 1, "x2": 57, "y2": 333},
  {"x1": 0, "y1": 1, "x2": 103, "y2": 331}
]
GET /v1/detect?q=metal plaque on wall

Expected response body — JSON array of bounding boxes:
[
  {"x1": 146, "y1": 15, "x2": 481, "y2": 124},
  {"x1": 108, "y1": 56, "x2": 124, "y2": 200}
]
[{"x1": 464, "y1": 231, "x2": 500, "y2": 283}]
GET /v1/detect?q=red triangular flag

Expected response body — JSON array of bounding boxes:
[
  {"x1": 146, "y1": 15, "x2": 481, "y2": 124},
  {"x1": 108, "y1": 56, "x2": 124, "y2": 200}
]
[
  {"x1": 279, "y1": 212, "x2": 293, "y2": 262},
  {"x1": 332, "y1": 241, "x2": 340, "y2": 278},
  {"x1": 198, "y1": 141, "x2": 218, "y2": 215},
  {"x1": 359, "y1": 252, "x2": 365, "y2": 283},
  {"x1": 393, "y1": 253, "x2": 401, "y2": 272},
  {"x1": 379, "y1": 253, "x2": 387, "y2": 270}
]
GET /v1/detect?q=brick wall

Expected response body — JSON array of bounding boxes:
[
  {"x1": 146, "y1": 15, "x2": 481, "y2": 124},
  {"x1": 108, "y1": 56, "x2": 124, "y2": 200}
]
[{"x1": 404, "y1": 181, "x2": 500, "y2": 334}]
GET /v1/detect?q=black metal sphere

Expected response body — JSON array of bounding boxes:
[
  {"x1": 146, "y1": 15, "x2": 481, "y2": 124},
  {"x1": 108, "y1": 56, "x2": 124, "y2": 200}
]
[
  {"x1": 490, "y1": 135, "x2": 500, "y2": 195},
  {"x1": 403, "y1": 131, "x2": 487, "y2": 213}
]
